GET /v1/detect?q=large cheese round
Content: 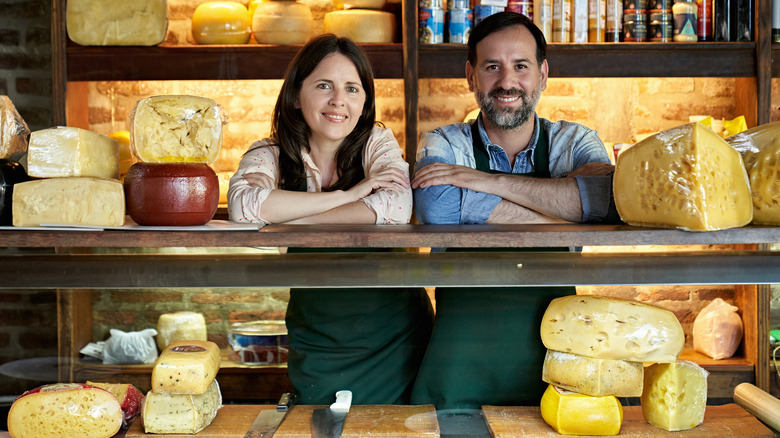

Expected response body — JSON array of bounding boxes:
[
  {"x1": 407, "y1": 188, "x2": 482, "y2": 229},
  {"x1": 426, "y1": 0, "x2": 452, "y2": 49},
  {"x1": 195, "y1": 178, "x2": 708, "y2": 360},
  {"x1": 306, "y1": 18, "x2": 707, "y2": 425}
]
[
  {"x1": 333, "y1": 0, "x2": 387, "y2": 9},
  {"x1": 124, "y1": 163, "x2": 219, "y2": 226},
  {"x1": 192, "y1": 2, "x2": 252, "y2": 45},
  {"x1": 252, "y1": 1, "x2": 312, "y2": 45},
  {"x1": 0, "y1": 159, "x2": 29, "y2": 226},
  {"x1": 323, "y1": 10, "x2": 396, "y2": 43}
]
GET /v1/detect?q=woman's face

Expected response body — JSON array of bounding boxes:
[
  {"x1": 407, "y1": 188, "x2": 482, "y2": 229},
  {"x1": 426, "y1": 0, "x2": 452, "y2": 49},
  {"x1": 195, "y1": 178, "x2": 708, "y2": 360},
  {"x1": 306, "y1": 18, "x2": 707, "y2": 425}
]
[{"x1": 296, "y1": 52, "x2": 367, "y2": 151}]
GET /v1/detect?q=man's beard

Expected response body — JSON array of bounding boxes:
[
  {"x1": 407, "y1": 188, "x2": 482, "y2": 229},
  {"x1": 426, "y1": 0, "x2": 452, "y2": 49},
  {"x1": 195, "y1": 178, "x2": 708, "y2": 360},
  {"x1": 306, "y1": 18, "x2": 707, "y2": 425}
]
[{"x1": 476, "y1": 86, "x2": 539, "y2": 130}]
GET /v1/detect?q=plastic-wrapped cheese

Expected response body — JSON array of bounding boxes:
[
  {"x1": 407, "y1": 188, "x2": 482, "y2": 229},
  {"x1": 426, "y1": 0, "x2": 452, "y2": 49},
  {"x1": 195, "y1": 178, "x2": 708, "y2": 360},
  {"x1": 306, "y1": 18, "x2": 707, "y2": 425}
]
[
  {"x1": 725, "y1": 121, "x2": 780, "y2": 225},
  {"x1": 192, "y1": 2, "x2": 252, "y2": 44},
  {"x1": 641, "y1": 361, "x2": 708, "y2": 431},
  {"x1": 0, "y1": 95, "x2": 30, "y2": 159},
  {"x1": 27, "y1": 127, "x2": 120, "y2": 180},
  {"x1": 540, "y1": 384, "x2": 623, "y2": 436},
  {"x1": 252, "y1": 1, "x2": 313, "y2": 45},
  {"x1": 130, "y1": 95, "x2": 224, "y2": 164},
  {"x1": 152, "y1": 340, "x2": 221, "y2": 394},
  {"x1": 156, "y1": 311, "x2": 208, "y2": 351},
  {"x1": 66, "y1": 0, "x2": 168, "y2": 46},
  {"x1": 541, "y1": 349, "x2": 643, "y2": 397},
  {"x1": 143, "y1": 379, "x2": 222, "y2": 434},
  {"x1": 324, "y1": 10, "x2": 397, "y2": 43},
  {"x1": 540, "y1": 295, "x2": 684, "y2": 363},
  {"x1": 12, "y1": 177, "x2": 125, "y2": 227},
  {"x1": 614, "y1": 122, "x2": 752, "y2": 231}
]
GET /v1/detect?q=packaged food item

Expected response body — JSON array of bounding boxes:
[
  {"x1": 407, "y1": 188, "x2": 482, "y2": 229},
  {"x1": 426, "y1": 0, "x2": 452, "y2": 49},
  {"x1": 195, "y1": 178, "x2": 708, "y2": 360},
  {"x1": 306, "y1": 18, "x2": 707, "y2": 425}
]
[
  {"x1": 324, "y1": 10, "x2": 397, "y2": 43},
  {"x1": 540, "y1": 384, "x2": 623, "y2": 435},
  {"x1": 228, "y1": 320, "x2": 289, "y2": 365},
  {"x1": 66, "y1": 0, "x2": 168, "y2": 46},
  {"x1": 142, "y1": 380, "x2": 222, "y2": 434},
  {"x1": 86, "y1": 381, "x2": 145, "y2": 428},
  {"x1": 192, "y1": 1, "x2": 252, "y2": 45},
  {"x1": 693, "y1": 298, "x2": 743, "y2": 360},
  {"x1": 156, "y1": 311, "x2": 208, "y2": 351},
  {"x1": 102, "y1": 328, "x2": 159, "y2": 365},
  {"x1": 0, "y1": 95, "x2": 30, "y2": 159},
  {"x1": 27, "y1": 127, "x2": 120, "y2": 180},
  {"x1": 541, "y1": 349, "x2": 644, "y2": 397},
  {"x1": 642, "y1": 361, "x2": 708, "y2": 431},
  {"x1": 152, "y1": 340, "x2": 221, "y2": 394}
]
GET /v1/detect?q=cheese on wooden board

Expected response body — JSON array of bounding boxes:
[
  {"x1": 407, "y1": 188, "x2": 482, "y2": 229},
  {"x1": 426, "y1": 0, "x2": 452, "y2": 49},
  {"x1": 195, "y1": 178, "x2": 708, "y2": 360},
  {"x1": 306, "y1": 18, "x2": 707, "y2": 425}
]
[
  {"x1": 192, "y1": 1, "x2": 252, "y2": 45},
  {"x1": 66, "y1": 0, "x2": 168, "y2": 46},
  {"x1": 130, "y1": 95, "x2": 224, "y2": 164},
  {"x1": 641, "y1": 361, "x2": 708, "y2": 431},
  {"x1": 252, "y1": 1, "x2": 313, "y2": 45},
  {"x1": 0, "y1": 95, "x2": 30, "y2": 159},
  {"x1": 142, "y1": 379, "x2": 222, "y2": 434},
  {"x1": 156, "y1": 311, "x2": 208, "y2": 351},
  {"x1": 541, "y1": 349, "x2": 643, "y2": 397},
  {"x1": 12, "y1": 177, "x2": 125, "y2": 227},
  {"x1": 86, "y1": 381, "x2": 145, "y2": 428},
  {"x1": 152, "y1": 340, "x2": 221, "y2": 394},
  {"x1": 540, "y1": 295, "x2": 684, "y2": 363},
  {"x1": 540, "y1": 384, "x2": 623, "y2": 435},
  {"x1": 27, "y1": 127, "x2": 120, "y2": 179},
  {"x1": 324, "y1": 10, "x2": 397, "y2": 43},
  {"x1": 613, "y1": 122, "x2": 752, "y2": 231}
]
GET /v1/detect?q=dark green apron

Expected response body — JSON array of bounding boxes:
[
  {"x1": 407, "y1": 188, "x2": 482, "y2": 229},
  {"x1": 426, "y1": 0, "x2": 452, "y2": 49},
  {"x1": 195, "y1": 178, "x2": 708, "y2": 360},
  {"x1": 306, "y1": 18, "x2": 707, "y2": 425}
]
[{"x1": 409, "y1": 120, "x2": 576, "y2": 410}]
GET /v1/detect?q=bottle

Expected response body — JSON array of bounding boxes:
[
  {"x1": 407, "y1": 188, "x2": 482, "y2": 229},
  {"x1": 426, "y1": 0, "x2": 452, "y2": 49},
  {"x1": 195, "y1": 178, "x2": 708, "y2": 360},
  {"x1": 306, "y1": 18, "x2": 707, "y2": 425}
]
[
  {"x1": 672, "y1": 0, "x2": 698, "y2": 41},
  {"x1": 606, "y1": 0, "x2": 623, "y2": 41},
  {"x1": 588, "y1": 0, "x2": 607, "y2": 41},
  {"x1": 774, "y1": 0, "x2": 780, "y2": 43},
  {"x1": 552, "y1": 0, "x2": 572, "y2": 42},
  {"x1": 696, "y1": 0, "x2": 712, "y2": 41},
  {"x1": 534, "y1": 0, "x2": 554, "y2": 40},
  {"x1": 649, "y1": 10, "x2": 673, "y2": 41},
  {"x1": 573, "y1": 0, "x2": 589, "y2": 42}
]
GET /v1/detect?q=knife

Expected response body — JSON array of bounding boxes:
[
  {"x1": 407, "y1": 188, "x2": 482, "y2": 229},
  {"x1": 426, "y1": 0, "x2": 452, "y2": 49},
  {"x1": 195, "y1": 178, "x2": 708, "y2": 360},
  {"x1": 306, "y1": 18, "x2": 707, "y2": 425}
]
[
  {"x1": 243, "y1": 392, "x2": 296, "y2": 438},
  {"x1": 311, "y1": 390, "x2": 352, "y2": 438}
]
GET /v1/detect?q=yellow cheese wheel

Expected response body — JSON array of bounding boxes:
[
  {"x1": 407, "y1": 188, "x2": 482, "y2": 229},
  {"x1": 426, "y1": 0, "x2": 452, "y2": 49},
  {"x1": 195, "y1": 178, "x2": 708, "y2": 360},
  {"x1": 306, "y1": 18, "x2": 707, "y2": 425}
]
[
  {"x1": 192, "y1": 2, "x2": 252, "y2": 45},
  {"x1": 252, "y1": 1, "x2": 312, "y2": 45},
  {"x1": 324, "y1": 10, "x2": 396, "y2": 43},
  {"x1": 540, "y1": 384, "x2": 623, "y2": 435}
]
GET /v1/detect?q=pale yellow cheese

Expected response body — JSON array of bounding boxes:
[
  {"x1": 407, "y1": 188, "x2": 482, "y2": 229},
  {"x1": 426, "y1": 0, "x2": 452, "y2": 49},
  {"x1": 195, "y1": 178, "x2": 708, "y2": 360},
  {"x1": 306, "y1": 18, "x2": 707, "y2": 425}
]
[
  {"x1": 192, "y1": 2, "x2": 252, "y2": 45},
  {"x1": 12, "y1": 178, "x2": 125, "y2": 227},
  {"x1": 66, "y1": 0, "x2": 167, "y2": 46},
  {"x1": 725, "y1": 121, "x2": 780, "y2": 225},
  {"x1": 540, "y1": 295, "x2": 684, "y2": 363},
  {"x1": 0, "y1": 95, "x2": 30, "y2": 159},
  {"x1": 541, "y1": 349, "x2": 643, "y2": 397},
  {"x1": 108, "y1": 130, "x2": 135, "y2": 178},
  {"x1": 324, "y1": 10, "x2": 396, "y2": 43},
  {"x1": 143, "y1": 379, "x2": 222, "y2": 434},
  {"x1": 27, "y1": 127, "x2": 119, "y2": 179},
  {"x1": 614, "y1": 122, "x2": 752, "y2": 231},
  {"x1": 151, "y1": 340, "x2": 221, "y2": 394},
  {"x1": 130, "y1": 95, "x2": 224, "y2": 164},
  {"x1": 540, "y1": 384, "x2": 623, "y2": 435},
  {"x1": 641, "y1": 361, "x2": 708, "y2": 431},
  {"x1": 156, "y1": 311, "x2": 208, "y2": 351},
  {"x1": 252, "y1": 1, "x2": 312, "y2": 45}
]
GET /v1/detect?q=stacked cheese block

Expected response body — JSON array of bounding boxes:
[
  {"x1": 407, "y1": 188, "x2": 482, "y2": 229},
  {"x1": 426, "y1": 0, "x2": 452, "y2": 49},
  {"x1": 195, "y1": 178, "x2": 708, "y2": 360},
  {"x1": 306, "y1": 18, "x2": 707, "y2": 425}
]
[
  {"x1": 539, "y1": 295, "x2": 709, "y2": 434},
  {"x1": 156, "y1": 311, "x2": 209, "y2": 351},
  {"x1": 66, "y1": 0, "x2": 168, "y2": 46},
  {"x1": 191, "y1": 1, "x2": 252, "y2": 44},
  {"x1": 324, "y1": 0, "x2": 397, "y2": 43},
  {"x1": 143, "y1": 340, "x2": 223, "y2": 434}
]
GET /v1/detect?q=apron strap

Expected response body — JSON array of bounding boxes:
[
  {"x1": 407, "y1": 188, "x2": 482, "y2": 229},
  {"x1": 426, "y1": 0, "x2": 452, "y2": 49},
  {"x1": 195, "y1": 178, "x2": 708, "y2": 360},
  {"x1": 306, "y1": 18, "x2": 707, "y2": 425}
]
[{"x1": 470, "y1": 116, "x2": 550, "y2": 178}]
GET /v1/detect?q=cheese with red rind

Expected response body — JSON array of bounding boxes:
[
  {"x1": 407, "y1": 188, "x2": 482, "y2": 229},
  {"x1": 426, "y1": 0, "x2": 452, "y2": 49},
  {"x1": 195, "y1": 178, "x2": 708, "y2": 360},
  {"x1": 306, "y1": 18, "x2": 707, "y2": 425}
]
[{"x1": 86, "y1": 381, "x2": 145, "y2": 428}]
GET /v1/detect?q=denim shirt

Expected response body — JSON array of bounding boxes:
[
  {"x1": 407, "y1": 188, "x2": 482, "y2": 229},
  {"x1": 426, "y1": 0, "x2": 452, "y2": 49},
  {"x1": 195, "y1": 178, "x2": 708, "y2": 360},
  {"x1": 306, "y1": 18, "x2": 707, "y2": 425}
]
[{"x1": 413, "y1": 114, "x2": 619, "y2": 224}]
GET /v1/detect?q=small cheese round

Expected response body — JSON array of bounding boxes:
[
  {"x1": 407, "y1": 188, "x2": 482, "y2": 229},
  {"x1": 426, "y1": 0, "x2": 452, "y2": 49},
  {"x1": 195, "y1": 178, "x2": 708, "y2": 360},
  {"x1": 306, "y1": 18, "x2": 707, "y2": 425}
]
[
  {"x1": 540, "y1": 384, "x2": 623, "y2": 436},
  {"x1": 324, "y1": 10, "x2": 396, "y2": 43},
  {"x1": 252, "y1": 1, "x2": 313, "y2": 45},
  {"x1": 192, "y1": 2, "x2": 252, "y2": 45}
]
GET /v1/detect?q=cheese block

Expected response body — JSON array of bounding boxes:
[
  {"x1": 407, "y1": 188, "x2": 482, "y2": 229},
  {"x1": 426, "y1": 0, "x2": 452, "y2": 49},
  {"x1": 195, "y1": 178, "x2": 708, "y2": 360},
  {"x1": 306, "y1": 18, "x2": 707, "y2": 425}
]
[
  {"x1": 0, "y1": 95, "x2": 30, "y2": 159},
  {"x1": 109, "y1": 130, "x2": 135, "y2": 178},
  {"x1": 86, "y1": 381, "x2": 145, "y2": 428},
  {"x1": 540, "y1": 384, "x2": 623, "y2": 435},
  {"x1": 12, "y1": 177, "x2": 125, "y2": 227},
  {"x1": 540, "y1": 295, "x2": 684, "y2": 363},
  {"x1": 66, "y1": 0, "x2": 167, "y2": 46},
  {"x1": 192, "y1": 2, "x2": 252, "y2": 45},
  {"x1": 142, "y1": 379, "x2": 222, "y2": 434},
  {"x1": 252, "y1": 1, "x2": 313, "y2": 45},
  {"x1": 152, "y1": 340, "x2": 221, "y2": 394},
  {"x1": 614, "y1": 122, "x2": 752, "y2": 231},
  {"x1": 725, "y1": 121, "x2": 780, "y2": 225},
  {"x1": 324, "y1": 10, "x2": 397, "y2": 43},
  {"x1": 28, "y1": 127, "x2": 120, "y2": 180},
  {"x1": 641, "y1": 361, "x2": 708, "y2": 431},
  {"x1": 130, "y1": 95, "x2": 224, "y2": 164},
  {"x1": 0, "y1": 159, "x2": 29, "y2": 225},
  {"x1": 156, "y1": 311, "x2": 208, "y2": 351},
  {"x1": 541, "y1": 349, "x2": 643, "y2": 397},
  {"x1": 7, "y1": 383, "x2": 123, "y2": 438}
]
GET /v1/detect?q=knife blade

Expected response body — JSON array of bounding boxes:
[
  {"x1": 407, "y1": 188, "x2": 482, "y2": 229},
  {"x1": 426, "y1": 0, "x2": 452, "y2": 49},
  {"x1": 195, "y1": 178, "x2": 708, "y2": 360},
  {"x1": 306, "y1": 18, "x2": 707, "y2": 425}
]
[
  {"x1": 311, "y1": 390, "x2": 352, "y2": 438},
  {"x1": 243, "y1": 392, "x2": 296, "y2": 438}
]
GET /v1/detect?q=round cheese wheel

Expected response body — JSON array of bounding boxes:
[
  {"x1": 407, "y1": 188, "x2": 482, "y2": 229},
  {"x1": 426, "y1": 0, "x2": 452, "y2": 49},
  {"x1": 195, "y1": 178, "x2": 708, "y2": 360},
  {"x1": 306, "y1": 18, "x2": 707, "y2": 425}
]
[
  {"x1": 323, "y1": 10, "x2": 396, "y2": 43},
  {"x1": 0, "y1": 159, "x2": 29, "y2": 226},
  {"x1": 124, "y1": 163, "x2": 219, "y2": 226},
  {"x1": 252, "y1": 1, "x2": 313, "y2": 45},
  {"x1": 192, "y1": 1, "x2": 252, "y2": 44},
  {"x1": 333, "y1": 0, "x2": 387, "y2": 9}
]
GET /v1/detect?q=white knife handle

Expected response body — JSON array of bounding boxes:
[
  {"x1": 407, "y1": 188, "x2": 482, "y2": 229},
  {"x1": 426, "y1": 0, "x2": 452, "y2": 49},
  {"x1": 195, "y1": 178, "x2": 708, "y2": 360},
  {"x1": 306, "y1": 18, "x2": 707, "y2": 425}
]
[{"x1": 331, "y1": 390, "x2": 352, "y2": 413}]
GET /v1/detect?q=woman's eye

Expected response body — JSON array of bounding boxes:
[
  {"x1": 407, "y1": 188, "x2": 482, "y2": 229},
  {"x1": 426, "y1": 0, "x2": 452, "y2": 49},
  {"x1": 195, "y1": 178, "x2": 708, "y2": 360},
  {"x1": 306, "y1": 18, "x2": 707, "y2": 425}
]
[
  {"x1": 317, "y1": 83, "x2": 331, "y2": 89},
  {"x1": 347, "y1": 86, "x2": 359, "y2": 93}
]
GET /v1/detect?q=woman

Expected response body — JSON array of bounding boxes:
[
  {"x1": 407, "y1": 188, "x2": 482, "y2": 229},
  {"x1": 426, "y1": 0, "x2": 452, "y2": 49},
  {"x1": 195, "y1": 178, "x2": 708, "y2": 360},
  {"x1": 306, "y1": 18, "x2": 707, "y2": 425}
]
[{"x1": 228, "y1": 34, "x2": 433, "y2": 405}]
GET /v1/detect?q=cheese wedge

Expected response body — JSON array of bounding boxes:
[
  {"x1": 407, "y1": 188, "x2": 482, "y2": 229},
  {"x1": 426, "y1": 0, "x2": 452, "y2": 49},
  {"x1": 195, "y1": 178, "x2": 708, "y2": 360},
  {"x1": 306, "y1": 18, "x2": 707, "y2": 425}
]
[
  {"x1": 66, "y1": 0, "x2": 168, "y2": 46},
  {"x1": 0, "y1": 95, "x2": 30, "y2": 159},
  {"x1": 156, "y1": 311, "x2": 208, "y2": 351},
  {"x1": 192, "y1": 2, "x2": 252, "y2": 45},
  {"x1": 542, "y1": 349, "x2": 643, "y2": 397},
  {"x1": 614, "y1": 122, "x2": 752, "y2": 231},
  {"x1": 27, "y1": 127, "x2": 120, "y2": 179},
  {"x1": 252, "y1": 1, "x2": 313, "y2": 45},
  {"x1": 540, "y1": 384, "x2": 623, "y2": 435},
  {"x1": 12, "y1": 177, "x2": 125, "y2": 227},
  {"x1": 540, "y1": 295, "x2": 684, "y2": 363},
  {"x1": 143, "y1": 380, "x2": 222, "y2": 434},
  {"x1": 151, "y1": 340, "x2": 221, "y2": 394},
  {"x1": 324, "y1": 10, "x2": 397, "y2": 43},
  {"x1": 641, "y1": 361, "x2": 708, "y2": 431}
]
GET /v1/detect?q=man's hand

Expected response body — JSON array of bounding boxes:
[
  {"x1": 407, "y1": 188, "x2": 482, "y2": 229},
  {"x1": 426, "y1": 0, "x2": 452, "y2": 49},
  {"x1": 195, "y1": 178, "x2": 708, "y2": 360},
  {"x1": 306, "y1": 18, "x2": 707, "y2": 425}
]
[
  {"x1": 566, "y1": 162, "x2": 615, "y2": 177},
  {"x1": 412, "y1": 162, "x2": 492, "y2": 191}
]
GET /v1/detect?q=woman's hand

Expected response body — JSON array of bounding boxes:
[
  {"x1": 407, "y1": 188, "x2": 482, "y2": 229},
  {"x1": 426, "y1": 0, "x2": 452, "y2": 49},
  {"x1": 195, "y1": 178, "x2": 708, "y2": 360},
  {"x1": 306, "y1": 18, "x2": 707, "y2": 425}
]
[{"x1": 346, "y1": 166, "x2": 409, "y2": 201}]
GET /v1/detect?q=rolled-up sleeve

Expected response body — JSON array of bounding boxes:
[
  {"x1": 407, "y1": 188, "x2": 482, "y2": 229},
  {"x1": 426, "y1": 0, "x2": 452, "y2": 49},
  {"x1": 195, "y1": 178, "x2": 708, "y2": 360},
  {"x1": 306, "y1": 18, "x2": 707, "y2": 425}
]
[
  {"x1": 361, "y1": 127, "x2": 413, "y2": 224},
  {"x1": 227, "y1": 141, "x2": 279, "y2": 225}
]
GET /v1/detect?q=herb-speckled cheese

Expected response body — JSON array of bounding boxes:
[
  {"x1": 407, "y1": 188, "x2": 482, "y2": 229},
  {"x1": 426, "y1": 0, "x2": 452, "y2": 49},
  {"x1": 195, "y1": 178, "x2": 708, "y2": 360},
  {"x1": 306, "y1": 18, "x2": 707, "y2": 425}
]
[
  {"x1": 142, "y1": 379, "x2": 222, "y2": 434},
  {"x1": 542, "y1": 349, "x2": 644, "y2": 397},
  {"x1": 151, "y1": 340, "x2": 221, "y2": 394}
]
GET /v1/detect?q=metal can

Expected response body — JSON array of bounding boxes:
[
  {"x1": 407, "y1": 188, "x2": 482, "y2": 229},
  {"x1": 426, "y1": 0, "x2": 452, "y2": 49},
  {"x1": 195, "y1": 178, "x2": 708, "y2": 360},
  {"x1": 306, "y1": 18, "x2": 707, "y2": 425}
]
[
  {"x1": 647, "y1": 0, "x2": 672, "y2": 9},
  {"x1": 227, "y1": 320, "x2": 289, "y2": 365},
  {"x1": 420, "y1": 0, "x2": 444, "y2": 8},
  {"x1": 474, "y1": 4, "x2": 505, "y2": 25},
  {"x1": 649, "y1": 10, "x2": 673, "y2": 41},
  {"x1": 623, "y1": 0, "x2": 647, "y2": 9},
  {"x1": 622, "y1": 10, "x2": 647, "y2": 41},
  {"x1": 448, "y1": 0, "x2": 470, "y2": 9},
  {"x1": 447, "y1": 8, "x2": 474, "y2": 43},
  {"x1": 420, "y1": 7, "x2": 445, "y2": 43}
]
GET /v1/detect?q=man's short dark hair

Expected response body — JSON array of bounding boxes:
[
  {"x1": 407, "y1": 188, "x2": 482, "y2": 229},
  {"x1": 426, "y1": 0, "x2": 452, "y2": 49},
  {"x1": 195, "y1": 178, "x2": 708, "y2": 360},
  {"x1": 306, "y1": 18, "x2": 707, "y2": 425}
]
[{"x1": 467, "y1": 11, "x2": 547, "y2": 68}]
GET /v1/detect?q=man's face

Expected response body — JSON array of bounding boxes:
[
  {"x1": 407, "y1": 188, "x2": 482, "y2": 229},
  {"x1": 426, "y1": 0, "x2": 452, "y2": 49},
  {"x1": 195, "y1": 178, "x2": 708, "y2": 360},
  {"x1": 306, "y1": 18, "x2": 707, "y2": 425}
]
[{"x1": 466, "y1": 25, "x2": 548, "y2": 130}]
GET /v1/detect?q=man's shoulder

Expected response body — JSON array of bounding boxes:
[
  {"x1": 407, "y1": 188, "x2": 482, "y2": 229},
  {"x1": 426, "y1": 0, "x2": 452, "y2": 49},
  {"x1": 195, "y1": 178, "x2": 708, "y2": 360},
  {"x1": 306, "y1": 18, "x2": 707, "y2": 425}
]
[{"x1": 424, "y1": 122, "x2": 471, "y2": 139}]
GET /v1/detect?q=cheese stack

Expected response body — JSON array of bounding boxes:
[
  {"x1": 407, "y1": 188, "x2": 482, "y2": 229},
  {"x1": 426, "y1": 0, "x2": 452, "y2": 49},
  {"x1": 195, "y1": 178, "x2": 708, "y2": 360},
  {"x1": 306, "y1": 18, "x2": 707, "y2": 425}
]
[
  {"x1": 143, "y1": 340, "x2": 223, "y2": 434},
  {"x1": 324, "y1": 0, "x2": 396, "y2": 43}
]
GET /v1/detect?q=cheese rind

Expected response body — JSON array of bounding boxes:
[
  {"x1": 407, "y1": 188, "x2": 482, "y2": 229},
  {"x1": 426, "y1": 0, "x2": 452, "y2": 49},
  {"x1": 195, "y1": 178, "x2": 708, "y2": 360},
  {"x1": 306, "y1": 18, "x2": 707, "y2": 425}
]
[
  {"x1": 0, "y1": 95, "x2": 30, "y2": 159},
  {"x1": 156, "y1": 311, "x2": 208, "y2": 351},
  {"x1": 142, "y1": 379, "x2": 222, "y2": 434},
  {"x1": 66, "y1": 0, "x2": 168, "y2": 46},
  {"x1": 641, "y1": 361, "x2": 708, "y2": 431},
  {"x1": 12, "y1": 178, "x2": 125, "y2": 227},
  {"x1": 542, "y1": 349, "x2": 644, "y2": 397},
  {"x1": 252, "y1": 1, "x2": 313, "y2": 45},
  {"x1": 540, "y1": 384, "x2": 623, "y2": 435},
  {"x1": 27, "y1": 127, "x2": 120, "y2": 179},
  {"x1": 614, "y1": 122, "x2": 752, "y2": 231},
  {"x1": 540, "y1": 295, "x2": 684, "y2": 363},
  {"x1": 151, "y1": 340, "x2": 221, "y2": 394},
  {"x1": 86, "y1": 381, "x2": 145, "y2": 428},
  {"x1": 323, "y1": 10, "x2": 397, "y2": 43},
  {"x1": 192, "y1": 2, "x2": 252, "y2": 45}
]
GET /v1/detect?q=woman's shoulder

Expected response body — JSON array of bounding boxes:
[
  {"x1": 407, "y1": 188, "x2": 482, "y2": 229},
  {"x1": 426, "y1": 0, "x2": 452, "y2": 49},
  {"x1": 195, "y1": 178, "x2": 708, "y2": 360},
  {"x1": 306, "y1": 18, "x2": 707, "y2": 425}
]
[{"x1": 244, "y1": 138, "x2": 281, "y2": 155}]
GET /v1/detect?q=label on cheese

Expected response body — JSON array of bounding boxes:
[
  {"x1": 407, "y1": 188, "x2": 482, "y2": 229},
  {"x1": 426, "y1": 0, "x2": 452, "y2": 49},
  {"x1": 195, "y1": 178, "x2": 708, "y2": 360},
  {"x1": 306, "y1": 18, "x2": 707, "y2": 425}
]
[
  {"x1": 540, "y1": 295, "x2": 684, "y2": 363},
  {"x1": 192, "y1": 2, "x2": 252, "y2": 45},
  {"x1": 251, "y1": 1, "x2": 313, "y2": 45},
  {"x1": 540, "y1": 384, "x2": 623, "y2": 435},
  {"x1": 151, "y1": 340, "x2": 221, "y2": 394},
  {"x1": 324, "y1": 10, "x2": 397, "y2": 43},
  {"x1": 66, "y1": 0, "x2": 168, "y2": 46},
  {"x1": 143, "y1": 379, "x2": 222, "y2": 434},
  {"x1": 614, "y1": 122, "x2": 752, "y2": 231},
  {"x1": 641, "y1": 361, "x2": 708, "y2": 431},
  {"x1": 542, "y1": 349, "x2": 643, "y2": 397},
  {"x1": 12, "y1": 177, "x2": 125, "y2": 227},
  {"x1": 0, "y1": 95, "x2": 30, "y2": 160},
  {"x1": 156, "y1": 311, "x2": 208, "y2": 351},
  {"x1": 27, "y1": 127, "x2": 120, "y2": 179}
]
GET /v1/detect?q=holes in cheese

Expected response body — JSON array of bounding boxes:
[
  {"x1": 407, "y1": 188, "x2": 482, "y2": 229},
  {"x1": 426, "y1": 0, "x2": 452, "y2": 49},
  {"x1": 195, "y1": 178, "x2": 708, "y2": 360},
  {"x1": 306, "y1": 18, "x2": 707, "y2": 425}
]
[
  {"x1": 541, "y1": 349, "x2": 644, "y2": 397},
  {"x1": 192, "y1": 2, "x2": 252, "y2": 45},
  {"x1": 151, "y1": 340, "x2": 221, "y2": 395},
  {"x1": 641, "y1": 361, "x2": 709, "y2": 431},
  {"x1": 66, "y1": 0, "x2": 168, "y2": 46},
  {"x1": 324, "y1": 10, "x2": 397, "y2": 43},
  {"x1": 540, "y1": 384, "x2": 623, "y2": 436},
  {"x1": 142, "y1": 379, "x2": 222, "y2": 434},
  {"x1": 613, "y1": 122, "x2": 752, "y2": 231},
  {"x1": 251, "y1": 1, "x2": 313, "y2": 45},
  {"x1": 27, "y1": 127, "x2": 120, "y2": 180}
]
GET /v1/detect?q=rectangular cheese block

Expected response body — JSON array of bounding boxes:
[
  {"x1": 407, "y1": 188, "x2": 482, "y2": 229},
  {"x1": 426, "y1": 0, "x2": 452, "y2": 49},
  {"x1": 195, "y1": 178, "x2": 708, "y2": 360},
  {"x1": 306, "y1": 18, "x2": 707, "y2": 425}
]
[
  {"x1": 152, "y1": 340, "x2": 221, "y2": 394},
  {"x1": 540, "y1": 384, "x2": 623, "y2": 436},
  {"x1": 0, "y1": 95, "x2": 30, "y2": 159},
  {"x1": 143, "y1": 379, "x2": 222, "y2": 434},
  {"x1": 156, "y1": 311, "x2": 208, "y2": 351},
  {"x1": 130, "y1": 95, "x2": 223, "y2": 164},
  {"x1": 28, "y1": 127, "x2": 120, "y2": 179},
  {"x1": 66, "y1": 0, "x2": 167, "y2": 46},
  {"x1": 540, "y1": 295, "x2": 684, "y2": 363},
  {"x1": 614, "y1": 122, "x2": 752, "y2": 231},
  {"x1": 542, "y1": 349, "x2": 643, "y2": 397},
  {"x1": 12, "y1": 177, "x2": 125, "y2": 227},
  {"x1": 641, "y1": 361, "x2": 708, "y2": 431}
]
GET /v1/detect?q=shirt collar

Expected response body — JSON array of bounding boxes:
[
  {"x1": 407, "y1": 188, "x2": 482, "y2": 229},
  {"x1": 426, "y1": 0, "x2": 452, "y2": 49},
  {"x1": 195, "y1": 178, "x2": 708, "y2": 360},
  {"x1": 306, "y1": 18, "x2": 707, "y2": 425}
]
[{"x1": 476, "y1": 112, "x2": 541, "y2": 157}]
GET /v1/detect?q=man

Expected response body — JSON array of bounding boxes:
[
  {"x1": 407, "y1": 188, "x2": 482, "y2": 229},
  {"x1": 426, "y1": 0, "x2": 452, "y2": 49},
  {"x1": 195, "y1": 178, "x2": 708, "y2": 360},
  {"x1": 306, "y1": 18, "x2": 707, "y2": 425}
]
[{"x1": 410, "y1": 11, "x2": 621, "y2": 410}]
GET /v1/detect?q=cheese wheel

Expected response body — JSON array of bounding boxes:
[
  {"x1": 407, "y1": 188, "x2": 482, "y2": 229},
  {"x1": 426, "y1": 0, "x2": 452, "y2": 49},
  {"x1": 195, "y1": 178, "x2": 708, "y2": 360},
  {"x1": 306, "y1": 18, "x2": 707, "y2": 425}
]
[
  {"x1": 27, "y1": 127, "x2": 120, "y2": 180},
  {"x1": 192, "y1": 2, "x2": 252, "y2": 45},
  {"x1": 324, "y1": 10, "x2": 396, "y2": 43},
  {"x1": 252, "y1": 1, "x2": 313, "y2": 45},
  {"x1": 66, "y1": 0, "x2": 168, "y2": 46},
  {"x1": 333, "y1": 0, "x2": 387, "y2": 9},
  {"x1": 152, "y1": 340, "x2": 221, "y2": 394},
  {"x1": 86, "y1": 381, "x2": 145, "y2": 428},
  {"x1": 541, "y1": 349, "x2": 644, "y2": 397},
  {"x1": 0, "y1": 95, "x2": 30, "y2": 159},
  {"x1": 540, "y1": 384, "x2": 623, "y2": 436},
  {"x1": 142, "y1": 380, "x2": 222, "y2": 434},
  {"x1": 156, "y1": 311, "x2": 208, "y2": 351},
  {"x1": 641, "y1": 361, "x2": 709, "y2": 431}
]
